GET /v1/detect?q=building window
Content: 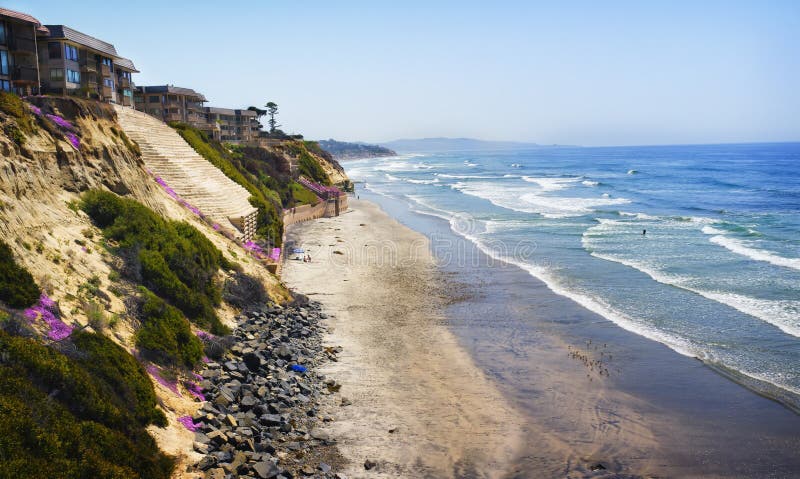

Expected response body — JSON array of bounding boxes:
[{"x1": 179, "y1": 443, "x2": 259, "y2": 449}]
[
  {"x1": 148, "y1": 95, "x2": 160, "y2": 103},
  {"x1": 123, "y1": 89, "x2": 132, "y2": 97},
  {"x1": 66, "y1": 69, "x2": 80, "y2": 83},
  {"x1": 101, "y1": 57, "x2": 114, "y2": 73},
  {"x1": 64, "y1": 44, "x2": 79, "y2": 61},
  {"x1": 0, "y1": 21, "x2": 6, "y2": 45},
  {"x1": 0, "y1": 80, "x2": 10, "y2": 91},
  {"x1": 103, "y1": 78, "x2": 113, "y2": 87},
  {"x1": 48, "y1": 42, "x2": 62, "y2": 59},
  {"x1": 50, "y1": 68, "x2": 64, "y2": 80},
  {"x1": 0, "y1": 50, "x2": 8, "y2": 76}
]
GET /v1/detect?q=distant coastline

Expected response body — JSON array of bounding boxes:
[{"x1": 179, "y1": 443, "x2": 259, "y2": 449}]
[{"x1": 318, "y1": 139, "x2": 397, "y2": 160}]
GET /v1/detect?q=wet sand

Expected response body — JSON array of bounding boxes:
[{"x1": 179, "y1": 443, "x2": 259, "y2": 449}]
[{"x1": 284, "y1": 198, "x2": 800, "y2": 478}]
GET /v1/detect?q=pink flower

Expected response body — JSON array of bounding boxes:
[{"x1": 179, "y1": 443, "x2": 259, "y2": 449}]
[
  {"x1": 177, "y1": 415, "x2": 199, "y2": 432},
  {"x1": 65, "y1": 133, "x2": 80, "y2": 150},
  {"x1": 24, "y1": 294, "x2": 73, "y2": 341},
  {"x1": 46, "y1": 113, "x2": 75, "y2": 130},
  {"x1": 146, "y1": 364, "x2": 181, "y2": 396},
  {"x1": 196, "y1": 330, "x2": 215, "y2": 341},
  {"x1": 183, "y1": 380, "x2": 205, "y2": 401}
]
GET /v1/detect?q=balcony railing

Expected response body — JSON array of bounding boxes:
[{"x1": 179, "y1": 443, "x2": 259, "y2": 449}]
[
  {"x1": 12, "y1": 66, "x2": 38, "y2": 84},
  {"x1": 100, "y1": 64, "x2": 111, "y2": 77},
  {"x1": 101, "y1": 85, "x2": 112, "y2": 98},
  {"x1": 118, "y1": 77, "x2": 131, "y2": 88},
  {"x1": 79, "y1": 59, "x2": 97, "y2": 73},
  {"x1": 8, "y1": 37, "x2": 36, "y2": 54}
]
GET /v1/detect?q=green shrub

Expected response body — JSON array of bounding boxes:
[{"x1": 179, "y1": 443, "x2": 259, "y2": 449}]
[
  {"x1": 0, "y1": 240, "x2": 41, "y2": 308},
  {"x1": 291, "y1": 180, "x2": 319, "y2": 205},
  {"x1": 135, "y1": 290, "x2": 203, "y2": 368},
  {"x1": 71, "y1": 330, "x2": 167, "y2": 426},
  {"x1": 0, "y1": 330, "x2": 173, "y2": 478},
  {"x1": 80, "y1": 190, "x2": 229, "y2": 335},
  {"x1": 83, "y1": 300, "x2": 107, "y2": 330}
]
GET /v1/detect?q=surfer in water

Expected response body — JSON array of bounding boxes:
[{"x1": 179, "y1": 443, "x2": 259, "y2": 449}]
[{"x1": 643, "y1": 229, "x2": 647, "y2": 236}]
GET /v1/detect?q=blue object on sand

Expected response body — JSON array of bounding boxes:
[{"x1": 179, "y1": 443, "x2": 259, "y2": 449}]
[{"x1": 291, "y1": 364, "x2": 307, "y2": 373}]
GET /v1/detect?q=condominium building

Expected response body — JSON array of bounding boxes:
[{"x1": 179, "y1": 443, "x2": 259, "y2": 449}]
[
  {"x1": 39, "y1": 25, "x2": 137, "y2": 105},
  {"x1": 203, "y1": 107, "x2": 261, "y2": 144},
  {"x1": 0, "y1": 8, "x2": 48, "y2": 95},
  {"x1": 134, "y1": 85, "x2": 207, "y2": 126}
]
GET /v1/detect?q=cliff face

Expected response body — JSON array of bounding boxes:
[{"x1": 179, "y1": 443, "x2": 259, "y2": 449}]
[{"x1": 0, "y1": 95, "x2": 291, "y2": 475}]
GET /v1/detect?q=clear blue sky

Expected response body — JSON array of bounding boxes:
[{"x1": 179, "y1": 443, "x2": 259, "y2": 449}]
[{"x1": 12, "y1": 1, "x2": 800, "y2": 146}]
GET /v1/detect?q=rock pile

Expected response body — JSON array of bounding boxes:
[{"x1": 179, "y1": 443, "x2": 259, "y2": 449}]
[{"x1": 190, "y1": 301, "x2": 345, "y2": 479}]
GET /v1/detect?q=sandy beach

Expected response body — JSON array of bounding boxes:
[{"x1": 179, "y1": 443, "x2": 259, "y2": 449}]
[
  {"x1": 282, "y1": 199, "x2": 524, "y2": 478},
  {"x1": 283, "y1": 198, "x2": 800, "y2": 479}
]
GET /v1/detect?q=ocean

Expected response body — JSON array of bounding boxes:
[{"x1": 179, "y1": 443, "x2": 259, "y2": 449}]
[{"x1": 344, "y1": 142, "x2": 800, "y2": 408}]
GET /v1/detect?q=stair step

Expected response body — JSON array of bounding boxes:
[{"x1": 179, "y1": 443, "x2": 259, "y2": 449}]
[{"x1": 114, "y1": 105, "x2": 258, "y2": 240}]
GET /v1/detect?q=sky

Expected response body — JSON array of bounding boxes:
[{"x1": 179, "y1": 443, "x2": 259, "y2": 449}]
[{"x1": 11, "y1": 1, "x2": 800, "y2": 146}]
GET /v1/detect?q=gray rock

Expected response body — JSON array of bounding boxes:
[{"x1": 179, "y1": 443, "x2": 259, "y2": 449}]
[
  {"x1": 253, "y1": 461, "x2": 281, "y2": 479},
  {"x1": 260, "y1": 414, "x2": 282, "y2": 426},
  {"x1": 309, "y1": 429, "x2": 330, "y2": 441},
  {"x1": 364, "y1": 459, "x2": 377, "y2": 470}
]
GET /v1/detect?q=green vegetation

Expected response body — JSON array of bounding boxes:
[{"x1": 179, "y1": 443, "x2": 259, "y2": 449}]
[
  {"x1": 0, "y1": 91, "x2": 35, "y2": 135},
  {"x1": 265, "y1": 101, "x2": 280, "y2": 133},
  {"x1": 70, "y1": 330, "x2": 167, "y2": 426},
  {"x1": 0, "y1": 240, "x2": 41, "y2": 309},
  {"x1": 80, "y1": 190, "x2": 229, "y2": 335},
  {"x1": 291, "y1": 181, "x2": 319, "y2": 205},
  {"x1": 0, "y1": 330, "x2": 173, "y2": 478},
  {"x1": 135, "y1": 289, "x2": 203, "y2": 368},
  {"x1": 289, "y1": 142, "x2": 330, "y2": 185}
]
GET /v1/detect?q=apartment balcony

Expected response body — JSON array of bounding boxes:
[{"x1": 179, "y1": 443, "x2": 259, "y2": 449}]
[
  {"x1": 101, "y1": 85, "x2": 113, "y2": 98},
  {"x1": 80, "y1": 59, "x2": 97, "y2": 73},
  {"x1": 118, "y1": 77, "x2": 131, "y2": 88},
  {"x1": 100, "y1": 64, "x2": 111, "y2": 77},
  {"x1": 164, "y1": 112, "x2": 184, "y2": 122},
  {"x1": 8, "y1": 37, "x2": 36, "y2": 54},
  {"x1": 11, "y1": 66, "x2": 38, "y2": 85},
  {"x1": 120, "y1": 96, "x2": 133, "y2": 107}
]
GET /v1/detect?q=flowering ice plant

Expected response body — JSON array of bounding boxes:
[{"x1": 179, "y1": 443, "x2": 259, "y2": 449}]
[
  {"x1": 146, "y1": 364, "x2": 181, "y2": 396},
  {"x1": 23, "y1": 294, "x2": 73, "y2": 341},
  {"x1": 177, "y1": 415, "x2": 199, "y2": 432}
]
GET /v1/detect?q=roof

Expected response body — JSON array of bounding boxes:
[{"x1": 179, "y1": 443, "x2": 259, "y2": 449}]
[
  {"x1": 138, "y1": 85, "x2": 207, "y2": 102},
  {"x1": 205, "y1": 107, "x2": 258, "y2": 117},
  {"x1": 45, "y1": 24, "x2": 138, "y2": 72},
  {"x1": 0, "y1": 8, "x2": 49, "y2": 34},
  {"x1": 114, "y1": 57, "x2": 139, "y2": 73}
]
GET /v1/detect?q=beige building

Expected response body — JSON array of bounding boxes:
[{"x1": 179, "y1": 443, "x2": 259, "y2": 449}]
[
  {"x1": 0, "y1": 8, "x2": 48, "y2": 95},
  {"x1": 202, "y1": 107, "x2": 260, "y2": 144},
  {"x1": 134, "y1": 85, "x2": 207, "y2": 126},
  {"x1": 39, "y1": 25, "x2": 137, "y2": 105}
]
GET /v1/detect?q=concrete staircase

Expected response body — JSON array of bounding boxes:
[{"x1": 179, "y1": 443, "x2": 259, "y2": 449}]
[{"x1": 114, "y1": 106, "x2": 257, "y2": 240}]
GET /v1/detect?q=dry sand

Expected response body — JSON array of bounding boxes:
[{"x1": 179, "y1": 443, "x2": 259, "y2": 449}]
[{"x1": 282, "y1": 199, "x2": 524, "y2": 478}]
